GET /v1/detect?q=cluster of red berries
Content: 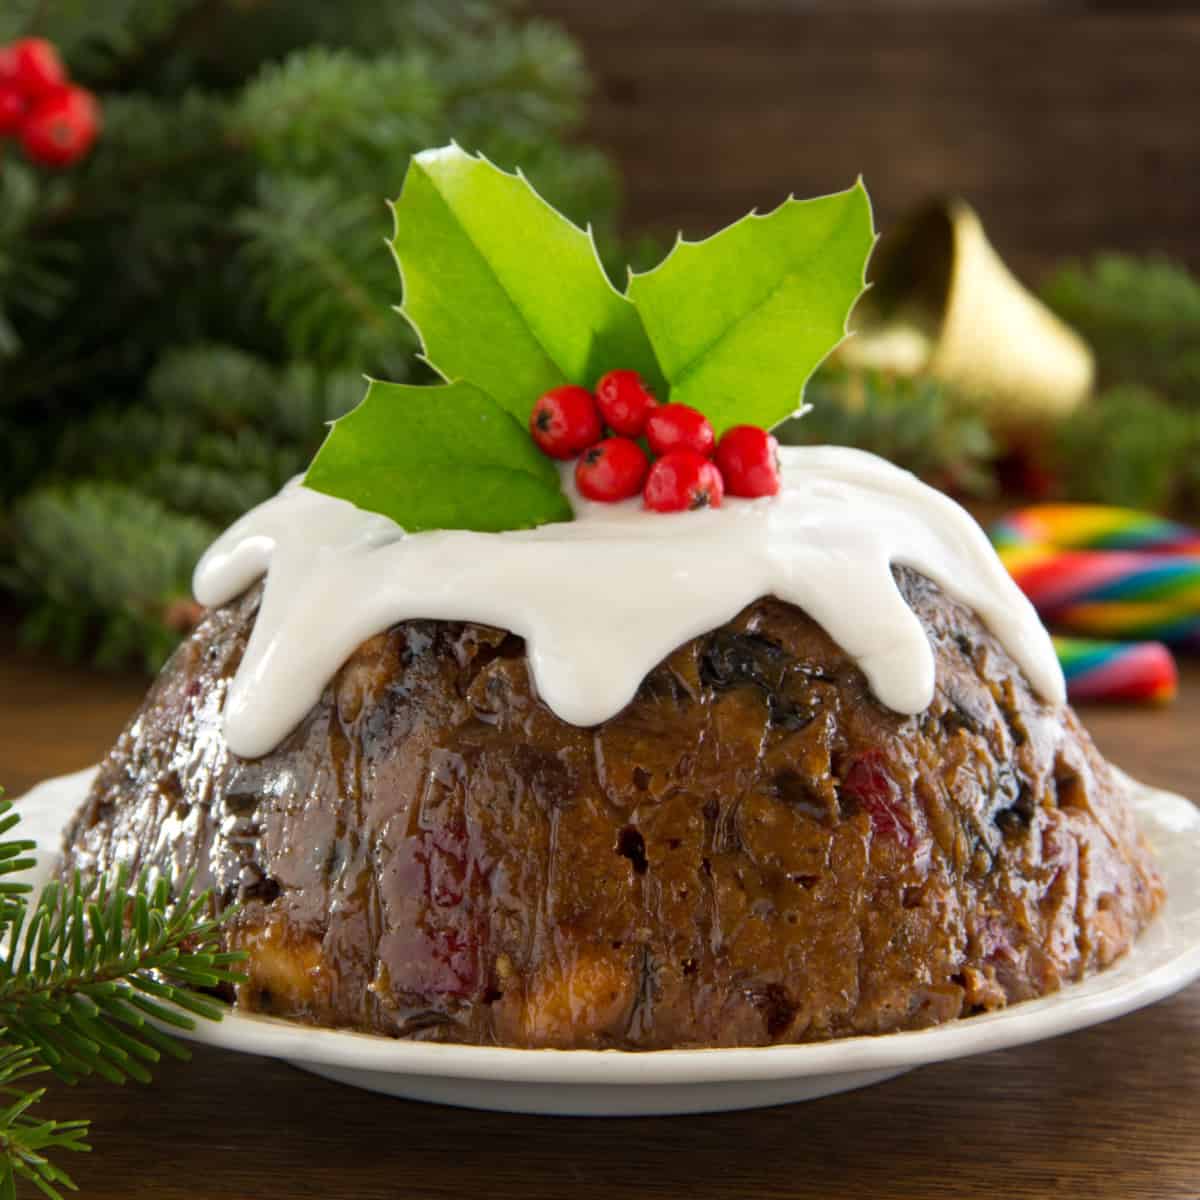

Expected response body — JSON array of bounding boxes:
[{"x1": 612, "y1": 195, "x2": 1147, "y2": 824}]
[
  {"x1": 0, "y1": 38, "x2": 100, "y2": 168},
  {"x1": 529, "y1": 369, "x2": 781, "y2": 512}
]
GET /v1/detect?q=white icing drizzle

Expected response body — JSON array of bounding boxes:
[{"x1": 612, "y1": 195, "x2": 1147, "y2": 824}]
[{"x1": 193, "y1": 446, "x2": 1065, "y2": 760}]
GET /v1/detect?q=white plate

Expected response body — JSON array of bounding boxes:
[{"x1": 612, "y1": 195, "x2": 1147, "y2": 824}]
[{"x1": 16, "y1": 765, "x2": 1200, "y2": 1116}]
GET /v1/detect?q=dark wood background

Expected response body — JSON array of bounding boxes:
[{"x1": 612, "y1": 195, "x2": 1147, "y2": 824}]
[{"x1": 535, "y1": 0, "x2": 1200, "y2": 280}]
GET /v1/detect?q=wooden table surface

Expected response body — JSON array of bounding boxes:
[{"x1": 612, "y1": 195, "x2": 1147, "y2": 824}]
[{"x1": 2, "y1": 644, "x2": 1198, "y2": 1199}]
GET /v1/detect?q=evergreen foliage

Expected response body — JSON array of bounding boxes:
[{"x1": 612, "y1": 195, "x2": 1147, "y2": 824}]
[
  {"x1": 783, "y1": 370, "x2": 998, "y2": 498},
  {"x1": 0, "y1": 794, "x2": 242, "y2": 1196},
  {"x1": 1051, "y1": 385, "x2": 1200, "y2": 515},
  {"x1": 1, "y1": 0, "x2": 624, "y2": 670},
  {"x1": 1039, "y1": 255, "x2": 1200, "y2": 513},
  {"x1": 1041, "y1": 253, "x2": 1200, "y2": 404},
  {"x1": 4, "y1": 4, "x2": 1199, "y2": 674}
]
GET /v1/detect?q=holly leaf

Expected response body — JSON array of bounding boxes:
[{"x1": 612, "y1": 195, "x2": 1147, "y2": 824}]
[
  {"x1": 391, "y1": 144, "x2": 664, "y2": 424},
  {"x1": 627, "y1": 181, "x2": 875, "y2": 433},
  {"x1": 304, "y1": 379, "x2": 572, "y2": 533}
]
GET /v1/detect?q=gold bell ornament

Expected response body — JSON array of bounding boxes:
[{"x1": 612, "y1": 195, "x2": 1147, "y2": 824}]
[{"x1": 840, "y1": 198, "x2": 1095, "y2": 429}]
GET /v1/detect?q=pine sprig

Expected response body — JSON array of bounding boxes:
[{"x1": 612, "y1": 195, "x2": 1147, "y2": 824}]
[
  {"x1": 0, "y1": 793, "x2": 245, "y2": 1195},
  {"x1": 0, "y1": 163, "x2": 76, "y2": 360},
  {"x1": 5, "y1": 483, "x2": 216, "y2": 671},
  {"x1": 0, "y1": 1044, "x2": 91, "y2": 1200},
  {"x1": 5, "y1": 343, "x2": 369, "y2": 670},
  {"x1": 782, "y1": 368, "x2": 998, "y2": 497},
  {"x1": 1040, "y1": 253, "x2": 1200, "y2": 404},
  {"x1": 1051, "y1": 385, "x2": 1200, "y2": 513},
  {"x1": 0, "y1": 868, "x2": 242, "y2": 1087},
  {"x1": 236, "y1": 176, "x2": 410, "y2": 374},
  {"x1": 0, "y1": 807, "x2": 36, "y2": 934}
]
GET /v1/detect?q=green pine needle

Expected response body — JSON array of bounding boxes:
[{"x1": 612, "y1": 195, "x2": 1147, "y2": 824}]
[
  {"x1": 0, "y1": 1042, "x2": 92, "y2": 1200},
  {"x1": 1041, "y1": 253, "x2": 1200, "y2": 405},
  {"x1": 781, "y1": 368, "x2": 998, "y2": 497},
  {"x1": 1051, "y1": 385, "x2": 1200, "y2": 513},
  {"x1": 0, "y1": 0, "x2": 640, "y2": 669},
  {"x1": 0, "y1": 793, "x2": 246, "y2": 1195}
]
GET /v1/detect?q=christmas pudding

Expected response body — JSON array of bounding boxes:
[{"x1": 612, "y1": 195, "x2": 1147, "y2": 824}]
[{"x1": 58, "y1": 147, "x2": 1164, "y2": 1049}]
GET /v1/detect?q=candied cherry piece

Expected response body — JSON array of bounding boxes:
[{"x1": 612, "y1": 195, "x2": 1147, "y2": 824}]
[
  {"x1": 386, "y1": 818, "x2": 486, "y2": 999},
  {"x1": 715, "y1": 425, "x2": 782, "y2": 498},
  {"x1": 643, "y1": 449, "x2": 724, "y2": 512},
  {"x1": 645, "y1": 403, "x2": 715, "y2": 458},
  {"x1": 575, "y1": 437, "x2": 649, "y2": 502},
  {"x1": 595, "y1": 369, "x2": 657, "y2": 436},
  {"x1": 841, "y1": 750, "x2": 914, "y2": 848},
  {"x1": 529, "y1": 385, "x2": 602, "y2": 459}
]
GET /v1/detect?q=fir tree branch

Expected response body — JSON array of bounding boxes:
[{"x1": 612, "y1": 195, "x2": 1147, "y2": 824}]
[
  {"x1": 1040, "y1": 253, "x2": 1200, "y2": 404},
  {"x1": 0, "y1": 1043, "x2": 91, "y2": 1200},
  {"x1": 236, "y1": 176, "x2": 408, "y2": 370},
  {"x1": 0, "y1": 163, "x2": 76, "y2": 359},
  {"x1": 6, "y1": 483, "x2": 217, "y2": 670},
  {"x1": 0, "y1": 868, "x2": 243, "y2": 1087},
  {"x1": 0, "y1": 802, "x2": 37, "y2": 936},
  {"x1": 0, "y1": 792, "x2": 245, "y2": 1194},
  {"x1": 1050, "y1": 385, "x2": 1200, "y2": 513},
  {"x1": 782, "y1": 368, "x2": 998, "y2": 498}
]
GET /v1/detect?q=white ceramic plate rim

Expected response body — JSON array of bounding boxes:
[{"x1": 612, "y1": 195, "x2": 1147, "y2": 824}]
[{"x1": 16, "y1": 764, "x2": 1200, "y2": 1088}]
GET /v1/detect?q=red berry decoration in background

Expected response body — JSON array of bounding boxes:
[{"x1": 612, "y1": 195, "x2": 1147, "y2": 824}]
[
  {"x1": 0, "y1": 86, "x2": 26, "y2": 136},
  {"x1": 643, "y1": 449, "x2": 724, "y2": 512},
  {"x1": 575, "y1": 437, "x2": 649, "y2": 502},
  {"x1": 714, "y1": 425, "x2": 781, "y2": 498},
  {"x1": 0, "y1": 37, "x2": 102, "y2": 168},
  {"x1": 21, "y1": 85, "x2": 99, "y2": 167},
  {"x1": 5, "y1": 38, "x2": 65, "y2": 99},
  {"x1": 595, "y1": 369, "x2": 656, "y2": 436},
  {"x1": 645, "y1": 403, "x2": 716, "y2": 458},
  {"x1": 529, "y1": 385, "x2": 603, "y2": 460}
]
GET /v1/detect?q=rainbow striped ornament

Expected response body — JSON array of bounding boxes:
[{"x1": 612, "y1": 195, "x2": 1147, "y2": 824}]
[
  {"x1": 990, "y1": 504, "x2": 1200, "y2": 704},
  {"x1": 990, "y1": 504, "x2": 1200, "y2": 555},
  {"x1": 1053, "y1": 637, "x2": 1178, "y2": 705},
  {"x1": 992, "y1": 506, "x2": 1200, "y2": 648}
]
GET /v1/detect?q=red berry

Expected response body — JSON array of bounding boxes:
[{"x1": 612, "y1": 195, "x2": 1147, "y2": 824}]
[
  {"x1": 595, "y1": 369, "x2": 656, "y2": 436},
  {"x1": 6, "y1": 39, "x2": 66, "y2": 100},
  {"x1": 645, "y1": 403, "x2": 715, "y2": 458},
  {"x1": 0, "y1": 86, "x2": 27, "y2": 137},
  {"x1": 21, "y1": 86, "x2": 100, "y2": 167},
  {"x1": 575, "y1": 437, "x2": 649, "y2": 502},
  {"x1": 714, "y1": 425, "x2": 781, "y2": 498},
  {"x1": 529, "y1": 385, "x2": 602, "y2": 459},
  {"x1": 643, "y1": 450, "x2": 724, "y2": 512}
]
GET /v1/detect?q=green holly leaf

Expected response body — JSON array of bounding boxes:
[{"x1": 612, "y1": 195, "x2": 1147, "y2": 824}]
[
  {"x1": 627, "y1": 182, "x2": 875, "y2": 433},
  {"x1": 391, "y1": 144, "x2": 665, "y2": 424},
  {"x1": 304, "y1": 379, "x2": 572, "y2": 533},
  {"x1": 300, "y1": 152, "x2": 876, "y2": 536}
]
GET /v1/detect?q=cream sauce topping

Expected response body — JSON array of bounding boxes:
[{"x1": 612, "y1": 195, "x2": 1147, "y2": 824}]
[{"x1": 194, "y1": 446, "x2": 1064, "y2": 759}]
